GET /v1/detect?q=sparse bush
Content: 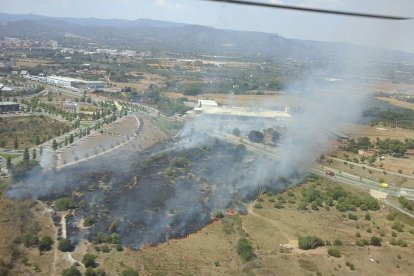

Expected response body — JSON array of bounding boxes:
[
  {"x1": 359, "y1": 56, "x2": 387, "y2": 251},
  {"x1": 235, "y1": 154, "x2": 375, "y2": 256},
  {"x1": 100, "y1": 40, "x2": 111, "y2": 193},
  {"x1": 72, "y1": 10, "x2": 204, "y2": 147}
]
[
  {"x1": 61, "y1": 266, "x2": 81, "y2": 276},
  {"x1": 236, "y1": 238, "x2": 255, "y2": 261},
  {"x1": 85, "y1": 268, "x2": 97, "y2": 276},
  {"x1": 298, "y1": 236, "x2": 324, "y2": 250},
  {"x1": 82, "y1": 253, "x2": 97, "y2": 268},
  {"x1": 274, "y1": 202, "x2": 284, "y2": 209},
  {"x1": 333, "y1": 239, "x2": 343, "y2": 246},
  {"x1": 392, "y1": 231, "x2": 397, "y2": 237},
  {"x1": 366, "y1": 228, "x2": 372, "y2": 233},
  {"x1": 328, "y1": 247, "x2": 341, "y2": 258},
  {"x1": 100, "y1": 245, "x2": 110, "y2": 253},
  {"x1": 120, "y1": 268, "x2": 139, "y2": 276},
  {"x1": 392, "y1": 221, "x2": 404, "y2": 232},
  {"x1": 356, "y1": 239, "x2": 364, "y2": 247},
  {"x1": 355, "y1": 232, "x2": 361, "y2": 238},
  {"x1": 390, "y1": 238, "x2": 397, "y2": 245},
  {"x1": 116, "y1": 244, "x2": 123, "y2": 252},
  {"x1": 396, "y1": 239, "x2": 407, "y2": 247},
  {"x1": 22, "y1": 233, "x2": 39, "y2": 247},
  {"x1": 365, "y1": 213, "x2": 371, "y2": 220},
  {"x1": 254, "y1": 203, "x2": 263, "y2": 209},
  {"x1": 386, "y1": 212, "x2": 397, "y2": 221},
  {"x1": 348, "y1": 213, "x2": 358, "y2": 220}
]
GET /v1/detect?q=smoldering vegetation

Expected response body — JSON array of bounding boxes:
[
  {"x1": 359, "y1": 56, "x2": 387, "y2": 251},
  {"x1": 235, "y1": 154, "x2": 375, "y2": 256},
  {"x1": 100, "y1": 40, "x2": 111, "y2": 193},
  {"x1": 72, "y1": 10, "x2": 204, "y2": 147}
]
[
  {"x1": 7, "y1": 138, "x2": 300, "y2": 248},
  {"x1": 6, "y1": 78, "x2": 371, "y2": 249}
]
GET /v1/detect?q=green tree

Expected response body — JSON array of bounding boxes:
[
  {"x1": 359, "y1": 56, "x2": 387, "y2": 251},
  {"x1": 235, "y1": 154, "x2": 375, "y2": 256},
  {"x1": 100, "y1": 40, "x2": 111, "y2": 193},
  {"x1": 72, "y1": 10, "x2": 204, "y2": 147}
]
[
  {"x1": 52, "y1": 139, "x2": 58, "y2": 151},
  {"x1": 69, "y1": 134, "x2": 74, "y2": 144},
  {"x1": 58, "y1": 238, "x2": 74, "y2": 252},
  {"x1": 23, "y1": 148, "x2": 30, "y2": 163},
  {"x1": 38, "y1": 236, "x2": 54, "y2": 251},
  {"x1": 298, "y1": 236, "x2": 324, "y2": 250},
  {"x1": 248, "y1": 130, "x2": 264, "y2": 143},
  {"x1": 32, "y1": 148, "x2": 37, "y2": 160},
  {"x1": 35, "y1": 136, "x2": 41, "y2": 145},
  {"x1": 14, "y1": 136, "x2": 18, "y2": 150},
  {"x1": 236, "y1": 238, "x2": 255, "y2": 261},
  {"x1": 6, "y1": 156, "x2": 12, "y2": 169}
]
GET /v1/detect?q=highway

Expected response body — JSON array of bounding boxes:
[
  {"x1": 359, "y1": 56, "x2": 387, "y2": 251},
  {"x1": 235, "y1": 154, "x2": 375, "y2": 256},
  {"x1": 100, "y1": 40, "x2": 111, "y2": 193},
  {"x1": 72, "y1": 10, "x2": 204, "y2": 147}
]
[{"x1": 212, "y1": 131, "x2": 414, "y2": 202}]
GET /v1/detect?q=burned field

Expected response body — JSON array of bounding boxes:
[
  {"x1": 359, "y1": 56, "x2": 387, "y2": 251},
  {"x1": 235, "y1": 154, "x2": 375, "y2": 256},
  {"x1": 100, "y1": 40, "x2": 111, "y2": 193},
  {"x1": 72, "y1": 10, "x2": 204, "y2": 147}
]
[{"x1": 8, "y1": 139, "x2": 299, "y2": 249}]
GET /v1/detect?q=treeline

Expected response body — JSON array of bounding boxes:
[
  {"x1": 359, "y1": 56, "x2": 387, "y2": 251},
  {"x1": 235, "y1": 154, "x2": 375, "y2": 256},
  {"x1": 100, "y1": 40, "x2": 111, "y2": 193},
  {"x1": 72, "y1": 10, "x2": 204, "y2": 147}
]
[{"x1": 343, "y1": 137, "x2": 414, "y2": 157}]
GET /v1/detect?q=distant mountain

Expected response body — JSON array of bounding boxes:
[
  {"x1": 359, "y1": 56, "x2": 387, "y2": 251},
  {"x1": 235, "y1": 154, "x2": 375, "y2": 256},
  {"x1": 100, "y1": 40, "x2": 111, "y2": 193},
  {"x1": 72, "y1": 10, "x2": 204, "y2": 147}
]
[{"x1": 1, "y1": 13, "x2": 413, "y2": 63}]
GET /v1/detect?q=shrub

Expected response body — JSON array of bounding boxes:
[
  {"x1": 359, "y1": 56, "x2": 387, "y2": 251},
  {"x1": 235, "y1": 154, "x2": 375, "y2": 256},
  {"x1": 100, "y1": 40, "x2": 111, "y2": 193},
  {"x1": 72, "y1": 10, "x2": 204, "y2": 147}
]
[
  {"x1": 333, "y1": 239, "x2": 343, "y2": 246},
  {"x1": 22, "y1": 233, "x2": 39, "y2": 247},
  {"x1": 328, "y1": 247, "x2": 341, "y2": 258},
  {"x1": 38, "y1": 236, "x2": 54, "y2": 251},
  {"x1": 386, "y1": 212, "x2": 397, "y2": 221},
  {"x1": 85, "y1": 268, "x2": 97, "y2": 276},
  {"x1": 274, "y1": 202, "x2": 284, "y2": 209},
  {"x1": 83, "y1": 217, "x2": 94, "y2": 227},
  {"x1": 355, "y1": 232, "x2": 361, "y2": 238},
  {"x1": 348, "y1": 213, "x2": 358, "y2": 220},
  {"x1": 356, "y1": 239, "x2": 364, "y2": 247},
  {"x1": 365, "y1": 213, "x2": 371, "y2": 220},
  {"x1": 298, "y1": 236, "x2": 324, "y2": 250},
  {"x1": 100, "y1": 245, "x2": 110, "y2": 253},
  {"x1": 396, "y1": 239, "x2": 407, "y2": 247},
  {"x1": 82, "y1": 253, "x2": 97, "y2": 268},
  {"x1": 61, "y1": 266, "x2": 81, "y2": 276},
  {"x1": 254, "y1": 203, "x2": 263, "y2": 209},
  {"x1": 116, "y1": 244, "x2": 123, "y2": 252},
  {"x1": 121, "y1": 267, "x2": 139, "y2": 276},
  {"x1": 54, "y1": 197, "x2": 76, "y2": 211},
  {"x1": 236, "y1": 238, "x2": 255, "y2": 261},
  {"x1": 370, "y1": 236, "x2": 382, "y2": 246},
  {"x1": 58, "y1": 239, "x2": 74, "y2": 252},
  {"x1": 392, "y1": 221, "x2": 404, "y2": 232}
]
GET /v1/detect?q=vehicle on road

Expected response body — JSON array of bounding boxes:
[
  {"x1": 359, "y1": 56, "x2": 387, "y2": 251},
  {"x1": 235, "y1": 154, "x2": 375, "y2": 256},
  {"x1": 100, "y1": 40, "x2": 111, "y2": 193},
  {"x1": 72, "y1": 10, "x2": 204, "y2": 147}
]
[{"x1": 326, "y1": 170, "x2": 335, "y2": 177}]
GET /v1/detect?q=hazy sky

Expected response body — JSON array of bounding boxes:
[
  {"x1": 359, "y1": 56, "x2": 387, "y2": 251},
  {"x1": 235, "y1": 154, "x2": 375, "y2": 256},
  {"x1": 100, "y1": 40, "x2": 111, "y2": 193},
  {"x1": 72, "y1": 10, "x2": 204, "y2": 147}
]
[{"x1": 1, "y1": 0, "x2": 414, "y2": 53}]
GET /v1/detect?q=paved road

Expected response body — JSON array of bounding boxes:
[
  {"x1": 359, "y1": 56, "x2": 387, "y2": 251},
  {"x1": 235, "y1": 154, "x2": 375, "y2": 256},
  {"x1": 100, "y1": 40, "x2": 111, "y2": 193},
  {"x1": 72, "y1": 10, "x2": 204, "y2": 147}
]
[
  {"x1": 212, "y1": 132, "x2": 414, "y2": 201},
  {"x1": 328, "y1": 156, "x2": 414, "y2": 180},
  {"x1": 383, "y1": 200, "x2": 414, "y2": 219}
]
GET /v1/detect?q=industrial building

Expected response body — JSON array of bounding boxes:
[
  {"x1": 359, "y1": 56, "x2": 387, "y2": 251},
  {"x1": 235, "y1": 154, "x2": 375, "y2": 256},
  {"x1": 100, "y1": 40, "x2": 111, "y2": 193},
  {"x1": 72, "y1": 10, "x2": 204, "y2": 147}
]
[
  {"x1": 193, "y1": 100, "x2": 291, "y2": 121},
  {"x1": 0, "y1": 102, "x2": 20, "y2": 113},
  {"x1": 45, "y1": 76, "x2": 107, "y2": 90}
]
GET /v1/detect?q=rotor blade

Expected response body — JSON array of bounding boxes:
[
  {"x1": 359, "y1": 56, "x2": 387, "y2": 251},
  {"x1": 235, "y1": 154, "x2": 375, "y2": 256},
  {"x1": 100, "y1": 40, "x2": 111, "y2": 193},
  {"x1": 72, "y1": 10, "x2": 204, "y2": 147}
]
[{"x1": 201, "y1": 0, "x2": 412, "y2": 20}]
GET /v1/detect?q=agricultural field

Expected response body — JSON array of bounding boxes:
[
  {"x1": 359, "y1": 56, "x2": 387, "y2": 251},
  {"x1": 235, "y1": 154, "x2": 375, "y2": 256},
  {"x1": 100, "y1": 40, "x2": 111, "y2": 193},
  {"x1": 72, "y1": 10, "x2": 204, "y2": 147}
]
[{"x1": 0, "y1": 115, "x2": 69, "y2": 149}]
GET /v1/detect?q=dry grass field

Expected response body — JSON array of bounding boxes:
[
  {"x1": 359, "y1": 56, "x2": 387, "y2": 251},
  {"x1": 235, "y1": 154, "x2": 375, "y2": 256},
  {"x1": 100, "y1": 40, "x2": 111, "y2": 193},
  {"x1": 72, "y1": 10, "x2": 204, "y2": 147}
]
[
  {"x1": 375, "y1": 97, "x2": 414, "y2": 111},
  {"x1": 343, "y1": 123, "x2": 414, "y2": 141}
]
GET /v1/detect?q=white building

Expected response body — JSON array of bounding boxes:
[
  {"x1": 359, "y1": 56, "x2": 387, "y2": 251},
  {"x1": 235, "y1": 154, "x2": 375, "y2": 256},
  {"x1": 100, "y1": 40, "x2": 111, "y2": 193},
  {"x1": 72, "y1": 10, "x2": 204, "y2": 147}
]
[{"x1": 46, "y1": 76, "x2": 107, "y2": 89}]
